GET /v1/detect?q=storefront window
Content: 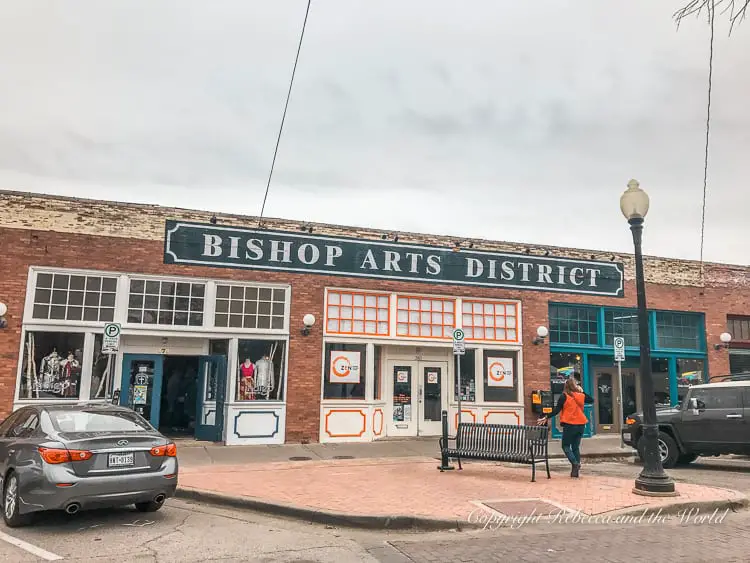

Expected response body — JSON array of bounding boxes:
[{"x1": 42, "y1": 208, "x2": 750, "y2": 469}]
[
  {"x1": 603, "y1": 309, "x2": 639, "y2": 347},
  {"x1": 655, "y1": 312, "x2": 702, "y2": 350},
  {"x1": 549, "y1": 305, "x2": 598, "y2": 345},
  {"x1": 453, "y1": 350, "x2": 476, "y2": 402},
  {"x1": 323, "y1": 343, "x2": 366, "y2": 400},
  {"x1": 214, "y1": 285, "x2": 286, "y2": 330},
  {"x1": 20, "y1": 331, "x2": 84, "y2": 399},
  {"x1": 550, "y1": 352, "x2": 582, "y2": 396},
  {"x1": 90, "y1": 334, "x2": 116, "y2": 399},
  {"x1": 32, "y1": 272, "x2": 117, "y2": 322},
  {"x1": 236, "y1": 339, "x2": 286, "y2": 401},
  {"x1": 462, "y1": 301, "x2": 518, "y2": 342},
  {"x1": 483, "y1": 351, "x2": 518, "y2": 402},
  {"x1": 127, "y1": 278, "x2": 205, "y2": 326},
  {"x1": 677, "y1": 358, "x2": 706, "y2": 404},
  {"x1": 729, "y1": 351, "x2": 750, "y2": 375},
  {"x1": 651, "y1": 358, "x2": 671, "y2": 407}
]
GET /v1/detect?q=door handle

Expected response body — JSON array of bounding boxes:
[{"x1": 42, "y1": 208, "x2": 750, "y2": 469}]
[{"x1": 726, "y1": 414, "x2": 743, "y2": 419}]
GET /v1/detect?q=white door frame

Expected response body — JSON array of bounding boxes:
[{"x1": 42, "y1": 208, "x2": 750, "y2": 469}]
[{"x1": 416, "y1": 360, "x2": 449, "y2": 436}]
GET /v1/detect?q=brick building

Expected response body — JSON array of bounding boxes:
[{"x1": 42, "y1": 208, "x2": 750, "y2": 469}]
[{"x1": 0, "y1": 190, "x2": 748, "y2": 444}]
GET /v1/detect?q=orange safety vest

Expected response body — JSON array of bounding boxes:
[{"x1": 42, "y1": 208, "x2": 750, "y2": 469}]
[{"x1": 560, "y1": 392, "x2": 588, "y2": 425}]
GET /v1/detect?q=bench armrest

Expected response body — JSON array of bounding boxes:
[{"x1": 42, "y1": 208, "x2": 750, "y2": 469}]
[{"x1": 439, "y1": 435, "x2": 457, "y2": 449}]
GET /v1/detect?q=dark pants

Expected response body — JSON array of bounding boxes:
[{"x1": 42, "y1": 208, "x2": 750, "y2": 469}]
[{"x1": 561, "y1": 424, "x2": 585, "y2": 465}]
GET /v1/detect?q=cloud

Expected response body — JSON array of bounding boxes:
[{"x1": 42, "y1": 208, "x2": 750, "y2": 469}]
[{"x1": 0, "y1": 0, "x2": 748, "y2": 264}]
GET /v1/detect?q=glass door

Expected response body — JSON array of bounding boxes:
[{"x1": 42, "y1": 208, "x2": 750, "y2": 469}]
[
  {"x1": 120, "y1": 354, "x2": 164, "y2": 428},
  {"x1": 418, "y1": 362, "x2": 448, "y2": 436},
  {"x1": 195, "y1": 355, "x2": 227, "y2": 442},
  {"x1": 593, "y1": 369, "x2": 621, "y2": 433},
  {"x1": 388, "y1": 362, "x2": 417, "y2": 437}
]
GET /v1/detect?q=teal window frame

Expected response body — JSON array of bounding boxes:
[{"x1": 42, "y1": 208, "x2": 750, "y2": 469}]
[
  {"x1": 548, "y1": 303, "x2": 709, "y2": 437},
  {"x1": 548, "y1": 304, "x2": 600, "y2": 347}
]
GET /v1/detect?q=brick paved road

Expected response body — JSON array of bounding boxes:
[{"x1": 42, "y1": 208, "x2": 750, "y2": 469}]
[
  {"x1": 371, "y1": 458, "x2": 750, "y2": 563},
  {"x1": 384, "y1": 515, "x2": 750, "y2": 562}
]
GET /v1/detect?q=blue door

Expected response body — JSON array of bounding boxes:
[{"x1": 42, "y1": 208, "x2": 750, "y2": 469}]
[
  {"x1": 121, "y1": 354, "x2": 164, "y2": 429},
  {"x1": 195, "y1": 355, "x2": 227, "y2": 442}
]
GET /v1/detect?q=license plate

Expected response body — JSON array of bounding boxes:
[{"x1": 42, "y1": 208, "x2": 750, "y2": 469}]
[
  {"x1": 622, "y1": 432, "x2": 631, "y2": 441},
  {"x1": 108, "y1": 453, "x2": 134, "y2": 467}
]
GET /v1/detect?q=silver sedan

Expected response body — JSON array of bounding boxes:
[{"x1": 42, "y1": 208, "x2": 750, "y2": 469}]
[{"x1": 0, "y1": 403, "x2": 178, "y2": 527}]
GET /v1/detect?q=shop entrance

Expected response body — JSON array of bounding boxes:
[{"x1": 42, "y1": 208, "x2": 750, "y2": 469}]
[
  {"x1": 386, "y1": 359, "x2": 449, "y2": 437},
  {"x1": 592, "y1": 366, "x2": 640, "y2": 434},
  {"x1": 120, "y1": 354, "x2": 226, "y2": 441}
]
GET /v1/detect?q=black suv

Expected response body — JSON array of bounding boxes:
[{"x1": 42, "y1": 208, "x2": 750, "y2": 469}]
[{"x1": 621, "y1": 381, "x2": 750, "y2": 468}]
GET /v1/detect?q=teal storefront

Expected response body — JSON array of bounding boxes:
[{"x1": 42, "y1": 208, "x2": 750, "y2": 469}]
[{"x1": 548, "y1": 303, "x2": 708, "y2": 439}]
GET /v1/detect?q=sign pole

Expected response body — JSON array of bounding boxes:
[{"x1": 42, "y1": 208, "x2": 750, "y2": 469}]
[
  {"x1": 618, "y1": 359, "x2": 625, "y2": 448},
  {"x1": 456, "y1": 352, "x2": 462, "y2": 430},
  {"x1": 613, "y1": 336, "x2": 626, "y2": 449}
]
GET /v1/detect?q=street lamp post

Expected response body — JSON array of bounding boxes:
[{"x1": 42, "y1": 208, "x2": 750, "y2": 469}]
[{"x1": 619, "y1": 179, "x2": 677, "y2": 496}]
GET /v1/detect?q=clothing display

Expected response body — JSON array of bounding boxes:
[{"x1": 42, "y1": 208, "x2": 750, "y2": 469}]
[
  {"x1": 60, "y1": 353, "x2": 80, "y2": 398},
  {"x1": 238, "y1": 359, "x2": 255, "y2": 400},
  {"x1": 39, "y1": 350, "x2": 61, "y2": 391},
  {"x1": 253, "y1": 356, "x2": 275, "y2": 399}
]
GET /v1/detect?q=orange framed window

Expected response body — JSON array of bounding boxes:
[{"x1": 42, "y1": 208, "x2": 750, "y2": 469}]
[
  {"x1": 326, "y1": 291, "x2": 390, "y2": 336},
  {"x1": 396, "y1": 295, "x2": 455, "y2": 339},
  {"x1": 462, "y1": 301, "x2": 519, "y2": 342}
]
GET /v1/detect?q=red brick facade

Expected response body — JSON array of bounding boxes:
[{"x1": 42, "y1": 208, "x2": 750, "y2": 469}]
[{"x1": 1, "y1": 192, "x2": 749, "y2": 442}]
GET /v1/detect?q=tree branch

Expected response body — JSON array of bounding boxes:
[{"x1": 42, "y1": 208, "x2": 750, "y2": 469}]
[{"x1": 674, "y1": 0, "x2": 749, "y2": 33}]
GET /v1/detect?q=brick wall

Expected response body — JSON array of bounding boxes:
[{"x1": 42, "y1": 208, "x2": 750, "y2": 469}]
[{"x1": 1, "y1": 191, "x2": 750, "y2": 441}]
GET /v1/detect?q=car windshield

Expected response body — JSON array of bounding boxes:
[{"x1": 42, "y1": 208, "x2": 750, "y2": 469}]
[{"x1": 47, "y1": 410, "x2": 152, "y2": 433}]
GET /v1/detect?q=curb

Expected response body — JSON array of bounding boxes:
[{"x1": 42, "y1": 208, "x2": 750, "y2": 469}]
[
  {"x1": 176, "y1": 485, "x2": 748, "y2": 532},
  {"x1": 175, "y1": 487, "x2": 473, "y2": 531}
]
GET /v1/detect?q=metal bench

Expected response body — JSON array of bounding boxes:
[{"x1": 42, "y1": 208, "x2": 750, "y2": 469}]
[{"x1": 438, "y1": 419, "x2": 550, "y2": 482}]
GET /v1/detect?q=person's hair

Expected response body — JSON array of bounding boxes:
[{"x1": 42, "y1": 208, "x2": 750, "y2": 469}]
[{"x1": 564, "y1": 378, "x2": 579, "y2": 394}]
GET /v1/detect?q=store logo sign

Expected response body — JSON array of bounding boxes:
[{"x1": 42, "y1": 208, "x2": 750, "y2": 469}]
[
  {"x1": 164, "y1": 221, "x2": 625, "y2": 297},
  {"x1": 329, "y1": 351, "x2": 361, "y2": 384}
]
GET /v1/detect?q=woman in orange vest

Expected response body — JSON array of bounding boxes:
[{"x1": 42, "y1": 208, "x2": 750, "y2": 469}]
[{"x1": 538, "y1": 376, "x2": 593, "y2": 478}]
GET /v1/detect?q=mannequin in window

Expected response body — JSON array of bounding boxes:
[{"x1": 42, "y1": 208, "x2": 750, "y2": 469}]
[
  {"x1": 239, "y1": 358, "x2": 255, "y2": 400},
  {"x1": 254, "y1": 355, "x2": 275, "y2": 400},
  {"x1": 60, "y1": 352, "x2": 80, "y2": 398},
  {"x1": 40, "y1": 349, "x2": 61, "y2": 391}
]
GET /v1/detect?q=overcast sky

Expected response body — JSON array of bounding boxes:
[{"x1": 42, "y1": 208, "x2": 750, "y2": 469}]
[{"x1": 1, "y1": 1, "x2": 748, "y2": 264}]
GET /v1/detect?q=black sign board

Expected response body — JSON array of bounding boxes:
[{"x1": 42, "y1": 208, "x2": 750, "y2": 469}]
[{"x1": 164, "y1": 221, "x2": 624, "y2": 297}]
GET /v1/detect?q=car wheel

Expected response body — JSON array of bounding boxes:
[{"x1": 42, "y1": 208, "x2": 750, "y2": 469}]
[
  {"x1": 638, "y1": 432, "x2": 679, "y2": 469},
  {"x1": 676, "y1": 453, "x2": 698, "y2": 465},
  {"x1": 135, "y1": 500, "x2": 165, "y2": 513},
  {"x1": 3, "y1": 473, "x2": 32, "y2": 528}
]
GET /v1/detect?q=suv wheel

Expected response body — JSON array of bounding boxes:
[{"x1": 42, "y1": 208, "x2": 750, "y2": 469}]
[{"x1": 638, "y1": 432, "x2": 679, "y2": 469}]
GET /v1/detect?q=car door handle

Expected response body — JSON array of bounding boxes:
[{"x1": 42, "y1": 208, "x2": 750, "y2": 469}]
[{"x1": 726, "y1": 414, "x2": 743, "y2": 419}]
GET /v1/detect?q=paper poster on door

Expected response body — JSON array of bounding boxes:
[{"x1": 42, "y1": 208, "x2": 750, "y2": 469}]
[
  {"x1": 397, "y1": 371, "x2": 409, "y2": 383},
  {"x1": 427, "y1": 372, "x2": 438, "y2": 384},
  {"x1": 393, "y1": 405, "x2": 404, "y2": 421},
  {"x1": 330, "y1": 351, "x2": 361, "y2": 383},
  {"x1": 403, "y1": 404, "x2": 412, "y2": 422},
  {"x1": 487, "y1": 358, "x2": 514, "y2": 388},
  {"x1": 133, "y1": 385, "x2": 148, "y2": 405}
]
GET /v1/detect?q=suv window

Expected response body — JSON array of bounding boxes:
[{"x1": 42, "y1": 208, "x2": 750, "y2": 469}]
[{"x1": 690, "y1": 388, "x2": 741, "y2": 410}]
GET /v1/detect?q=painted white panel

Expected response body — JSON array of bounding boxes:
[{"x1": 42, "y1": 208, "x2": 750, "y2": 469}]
[
  {"x1": 226, "y1": 404, "x2": 286, "y2": 445},
  {"x1": 202, "y1": 406, "x2": 216, "y2": 426},
  {"x1": 322, "y1": 407, "x2": 368, "y2": 441},
  {"x1": 121, "y1": 335, "x2": 208, "y2": 356},
  {"x1": 482, "y1": 409, "x2": 523, "y2": 426}
]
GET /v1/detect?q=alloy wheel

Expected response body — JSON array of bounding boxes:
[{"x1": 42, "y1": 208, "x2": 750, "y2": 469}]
[
  {"x1": 5, "y1": 476, "x2": 17, "y2": 520},
  {"x1": 657, "y1": 439, "x2": 668, "y2": 462}
]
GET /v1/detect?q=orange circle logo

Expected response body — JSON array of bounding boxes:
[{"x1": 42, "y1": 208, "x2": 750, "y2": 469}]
[
  {"x1": 488, "y1": 362, "x2": 506, "y2": 382},
  {"x1": 332, "y1": 356, "x2": 352, "y2": 378}
]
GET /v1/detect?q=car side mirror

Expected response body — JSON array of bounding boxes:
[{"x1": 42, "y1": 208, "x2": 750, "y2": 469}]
[{"x1": 688, "y1": 397, "x2": 698, "y2": 410}]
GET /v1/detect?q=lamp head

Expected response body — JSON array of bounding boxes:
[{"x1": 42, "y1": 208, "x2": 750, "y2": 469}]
[{"x1": 619, "y1": 179, "x2": 650, "y2": 221}]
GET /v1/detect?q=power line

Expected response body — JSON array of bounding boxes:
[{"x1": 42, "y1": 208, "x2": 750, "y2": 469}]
[
  {"x1": 258, "y1": 0, "x2": 312, "y2": 226},
  {"x1": 698, "y1": 0, "x2": 715, "y2": 285}
]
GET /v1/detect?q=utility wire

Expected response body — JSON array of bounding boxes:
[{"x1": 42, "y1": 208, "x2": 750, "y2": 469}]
[
  {"x1": 258, "y1": 0, "x2": 312, "y2": 226},
  {"x1": 699, "y1": 0, "x2": 715, "y2": 286}
]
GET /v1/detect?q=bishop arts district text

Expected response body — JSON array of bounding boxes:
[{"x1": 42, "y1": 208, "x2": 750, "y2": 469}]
[{"x1": 201, "y1": 234, "x2": 605, "y2": 288}]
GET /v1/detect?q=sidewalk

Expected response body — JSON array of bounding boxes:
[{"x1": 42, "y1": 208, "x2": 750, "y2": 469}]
[
  {"x1": 177, "y1": 456, "x2": 747, "y2": 530},
  {"x1": 176, "y1": 434, "x2": 634, "y2": 468}
]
